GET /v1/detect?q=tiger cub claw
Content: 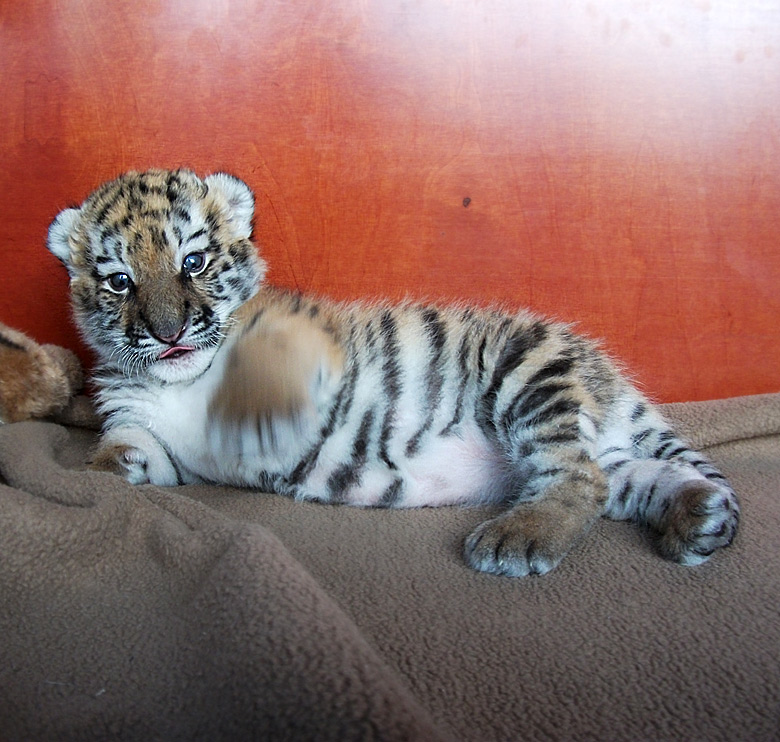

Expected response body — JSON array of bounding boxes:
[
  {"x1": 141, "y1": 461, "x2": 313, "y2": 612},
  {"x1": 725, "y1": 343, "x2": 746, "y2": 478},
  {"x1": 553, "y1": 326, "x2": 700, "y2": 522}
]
[{"x1": 464, "y1": 515, "x2": 566, "y2": 577}]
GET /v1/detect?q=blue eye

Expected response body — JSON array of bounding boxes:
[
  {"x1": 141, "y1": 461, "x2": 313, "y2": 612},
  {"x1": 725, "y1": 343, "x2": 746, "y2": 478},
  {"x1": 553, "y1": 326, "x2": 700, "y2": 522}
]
[
  {"x1": 106, "y1": 273, "x2": 131, "y2": 292},
  {"x1": 182, "y1": 251, "x2": 207, "y2": 275}
]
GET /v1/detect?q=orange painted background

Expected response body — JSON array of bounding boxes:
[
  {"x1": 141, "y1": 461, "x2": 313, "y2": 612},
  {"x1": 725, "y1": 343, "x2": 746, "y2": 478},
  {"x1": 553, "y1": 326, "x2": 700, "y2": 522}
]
[{"x1": 1, "y1": 0, "x2": 778, "y2": 402}]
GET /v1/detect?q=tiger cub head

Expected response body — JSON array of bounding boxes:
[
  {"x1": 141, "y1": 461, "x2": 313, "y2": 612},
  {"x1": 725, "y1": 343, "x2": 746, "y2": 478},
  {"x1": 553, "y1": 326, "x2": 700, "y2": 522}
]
[{"x1": 48, "y1": 169, "x2": 266, "y2": 383}]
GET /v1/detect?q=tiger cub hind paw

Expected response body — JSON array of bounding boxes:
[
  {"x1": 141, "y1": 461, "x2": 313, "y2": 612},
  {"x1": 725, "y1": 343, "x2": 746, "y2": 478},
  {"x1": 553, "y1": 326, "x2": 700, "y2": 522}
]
[{"x1": 654, "y1": 481, "x2": 739, "y2": 566}]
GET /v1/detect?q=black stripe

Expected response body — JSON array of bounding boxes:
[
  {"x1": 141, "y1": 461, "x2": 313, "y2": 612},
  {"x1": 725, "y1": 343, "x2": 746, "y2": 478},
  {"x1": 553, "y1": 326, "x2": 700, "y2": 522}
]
[
  {"x1": 99, "y1": 225, "x2": 119, "y2": 245},
  {"x1": 599, "y1": 446, "x2": 626, "y2": 458},
  {"x1": 0, "y1": 334, "x2": 25, "y2": 351},
  {"x1": 148, "y1": 224, "x2": 167, "y2": 251},
  {"x1": 184, "y1": 228, "x2": 207, "y2": 244},
  {"x1": 94, "y1": 197, "x2": 117, "y2": 225},
  {"x1": 404, "y1": 308, "x2": 447, "y2": 456},
  {"x1": 631, "y1": 428, "x2": 654, "y2": 447},
  {"x1": 533, "y1": 467, "x2": 564, "y2": 480},
  {"x1": 524, "y1": 397, "x2": 579, "y2": 428},
  {"x1": 287, "y1": 376, "x2": 352, "y2": 487},
  {"x1": 256, "y1": 471, "x2": 286, "y2": 494},
  {"x1": 637, "y1": 482, "x2": 659, "y2": 520},
  {"x1": 507, "y1": 381, "x2": 571, "y2": 429},
  {"x1": 660, "y1": 445, "x2": 689, "y2": 461},
  {"x1": 327, "y1": 408, "x2": 375, "y2": 501},
  {"x1": 172, "y1": 206, "x2": 192, "y2": 223},
  {"x1": 534, "y1": 426, "x2": 580, "y2": 445},
  {"x1": 653, "y1": 440, "x2": 689, "y2": 460},
  {"x1": 524, "y1": 356, "x2": 574, "y2": 388},
  {"x1": 617, "y1": 479, "x2": 633, "y2": 505},
  {"x1": 440, "y1": 329, "x2": 471, "y2": 435},
  {"x1": 204, "y1": 208, "x2": 220, "y2": 236},
  {"x1": 603, "y1": 458, "x2": 632, "y2": 474},
  {"x1": 476, "y1": 333, "x2": 488, "y2": 382},
  {"x1": 404, "y1": 429, "x2": 425, "y2": 457},
  {"x1": 422, "y1": 307, "x2": 447, "y2": 355},
  {"x1": 378, "y1": 311, "x2": 402, "y2": 468},
  {"x1": 333, "y1": 327, "x2": 360, "y2": 428},
  {"x1": 287, "y1": 442, "x2": 322, "y2": 487},
  {"x1": 378, "y1": 478, "x2": 403, "y2": 508},
  {"x1": 652, "y1": 440, "x2": 675, "y2": 458},
  {"x1": 166, "y1": 171, "x2": 185, "y2": 203},
  {"x1": 364, "y1": 320, "x2": 379, "y2": 357},
  {"x1": 144, "y1": 428, "x2": 185, "y2": 486},
  {"x1": 631, "y1": 402, "x2": 647, "y2": 422},
  {"x1": 480, "y1": 321, "x2": 548, "y2": 434},
  {"x1": 241, "y1": 308, "x2": 265, "y2": 336}
]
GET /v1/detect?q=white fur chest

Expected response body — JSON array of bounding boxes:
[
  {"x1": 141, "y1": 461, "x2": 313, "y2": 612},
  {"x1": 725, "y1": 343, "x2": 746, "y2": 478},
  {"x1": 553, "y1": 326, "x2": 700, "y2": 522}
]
[
  {"x1": 157, "y1": 366, "x2": 297, "y2": 487},
  {"x1": 146, "y1": 372, "x2": 221, "y2": 483}
]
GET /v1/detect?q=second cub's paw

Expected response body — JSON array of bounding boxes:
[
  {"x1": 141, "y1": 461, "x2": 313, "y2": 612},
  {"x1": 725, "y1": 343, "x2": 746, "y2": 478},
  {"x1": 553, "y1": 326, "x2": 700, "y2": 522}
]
[{"x1": 464, "y1": 513, "x2": 569, "y2": 577}]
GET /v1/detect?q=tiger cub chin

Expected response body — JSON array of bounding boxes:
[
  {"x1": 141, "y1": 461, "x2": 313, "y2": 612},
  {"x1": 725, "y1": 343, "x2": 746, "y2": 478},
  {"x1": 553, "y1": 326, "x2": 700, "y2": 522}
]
[{"x1": 47, "y1": 168, "x2": 739, "y2": 577}]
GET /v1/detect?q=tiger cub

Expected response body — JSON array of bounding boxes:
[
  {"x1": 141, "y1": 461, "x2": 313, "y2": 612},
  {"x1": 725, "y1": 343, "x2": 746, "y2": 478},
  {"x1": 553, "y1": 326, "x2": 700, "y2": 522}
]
[{"x1": 47, "y1": 169, "x2": 739, "y2": 576}]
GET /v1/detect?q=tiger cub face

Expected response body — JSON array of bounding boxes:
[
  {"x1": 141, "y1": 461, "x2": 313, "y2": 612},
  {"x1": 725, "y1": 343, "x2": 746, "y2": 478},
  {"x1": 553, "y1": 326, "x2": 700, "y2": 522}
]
[{"x1": 47, "y1": 169, "x2": 265, "y2": 383}]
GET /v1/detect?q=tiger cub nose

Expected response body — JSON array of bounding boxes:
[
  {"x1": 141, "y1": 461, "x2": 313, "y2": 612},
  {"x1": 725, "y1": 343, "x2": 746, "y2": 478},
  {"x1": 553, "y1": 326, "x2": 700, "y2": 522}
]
[{"x1": 154, "y1": 325, "x2": 187, "y2": 344}]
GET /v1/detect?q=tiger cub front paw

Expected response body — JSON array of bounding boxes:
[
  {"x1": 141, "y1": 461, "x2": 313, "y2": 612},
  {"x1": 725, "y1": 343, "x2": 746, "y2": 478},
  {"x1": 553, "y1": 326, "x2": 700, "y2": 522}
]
[
  {"x1": 464, "y1": 512, "x2": 569, "y2": 577},
  {"x1": 89, "y1": 434, "x2": 179, "y2": 486},
  {"x1": 209, "y1": 308, "x2": 344, "y2": 459},
  {"x1": 89, "y1": 443, "x2": 153, "y2": 484}
]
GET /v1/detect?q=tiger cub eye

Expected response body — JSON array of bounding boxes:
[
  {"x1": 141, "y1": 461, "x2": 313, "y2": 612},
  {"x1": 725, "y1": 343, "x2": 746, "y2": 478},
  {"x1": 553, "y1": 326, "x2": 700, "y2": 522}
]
[
  {"x1": 106, "y1": 272, "x2": 131, "y2": 292},
  {"x1": 182, "y1": 252, "x2": 206, "y2": 275}
]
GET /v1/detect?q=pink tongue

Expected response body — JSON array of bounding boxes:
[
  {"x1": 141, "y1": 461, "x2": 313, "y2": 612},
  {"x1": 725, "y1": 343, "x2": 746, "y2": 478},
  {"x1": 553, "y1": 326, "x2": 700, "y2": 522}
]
[{"x1": 159, "y1": 345, "x2": 196, "y2": 360}]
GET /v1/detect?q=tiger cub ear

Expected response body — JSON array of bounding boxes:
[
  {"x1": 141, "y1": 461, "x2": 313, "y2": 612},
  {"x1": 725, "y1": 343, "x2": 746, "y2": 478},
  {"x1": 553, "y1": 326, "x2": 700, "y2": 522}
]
[
  {"x1": 47, "y1": 207, "x2": 81, "y2": 270},
  {"x1": 204, "y1": 173, "x2": 255, "y2": 240}
]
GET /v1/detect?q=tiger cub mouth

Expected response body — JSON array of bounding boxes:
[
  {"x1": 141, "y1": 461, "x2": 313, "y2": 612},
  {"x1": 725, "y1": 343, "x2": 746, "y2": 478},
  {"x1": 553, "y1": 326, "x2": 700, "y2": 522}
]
[{"x1": 158, "y1": 345, "x2": 197, "y2": 361}]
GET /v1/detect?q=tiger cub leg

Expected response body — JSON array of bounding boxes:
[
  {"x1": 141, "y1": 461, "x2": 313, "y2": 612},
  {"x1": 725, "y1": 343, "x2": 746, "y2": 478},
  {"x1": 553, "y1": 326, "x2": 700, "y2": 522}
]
[
  {"x1": 464, "y1": 443, "x2": 608, "y2": 577},
  {"x1": 601, "y1": 448, "x2": 740, "y2": 565},
  {"x1": 598, "y1": 397, "x2": 739, "y2": 565}
]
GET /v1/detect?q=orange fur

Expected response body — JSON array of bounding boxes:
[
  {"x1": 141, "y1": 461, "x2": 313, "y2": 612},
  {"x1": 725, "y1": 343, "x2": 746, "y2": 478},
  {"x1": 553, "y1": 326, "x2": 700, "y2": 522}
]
[
  {"x1": 210, "y1": 305, "x2": 344, "y2": 427},
  {"x1": 0, "y1": 323, "x2": 84, "y2": 423}
]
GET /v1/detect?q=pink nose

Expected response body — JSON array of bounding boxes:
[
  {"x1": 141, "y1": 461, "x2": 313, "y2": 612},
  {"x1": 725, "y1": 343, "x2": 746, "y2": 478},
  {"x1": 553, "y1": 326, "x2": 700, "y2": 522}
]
[{"x1": 155, "y1": 325, "x2": 187, "y2": 344}]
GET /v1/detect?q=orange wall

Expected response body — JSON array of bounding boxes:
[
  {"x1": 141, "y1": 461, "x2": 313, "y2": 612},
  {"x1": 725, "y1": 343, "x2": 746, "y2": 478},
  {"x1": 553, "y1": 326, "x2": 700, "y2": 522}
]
[{"x1": 1, "y1": 1, "x2": 778, "y2": 402}]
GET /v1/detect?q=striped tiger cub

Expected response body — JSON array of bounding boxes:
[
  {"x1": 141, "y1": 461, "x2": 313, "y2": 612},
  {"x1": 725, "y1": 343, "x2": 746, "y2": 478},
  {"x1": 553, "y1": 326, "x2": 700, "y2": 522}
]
[{"x1": 47, "y1": 169, "x2": 739, "y2": 576}]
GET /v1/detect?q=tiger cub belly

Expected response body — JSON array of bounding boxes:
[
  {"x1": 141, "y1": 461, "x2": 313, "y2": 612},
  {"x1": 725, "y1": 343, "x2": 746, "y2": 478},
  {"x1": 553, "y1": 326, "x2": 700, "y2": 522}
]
[
  {"x1": 382, "y1": 424, "x2": 505, "y2": 508},
  {"x1": 297, "y1": 421, "x2": 505, "y2": 508}
]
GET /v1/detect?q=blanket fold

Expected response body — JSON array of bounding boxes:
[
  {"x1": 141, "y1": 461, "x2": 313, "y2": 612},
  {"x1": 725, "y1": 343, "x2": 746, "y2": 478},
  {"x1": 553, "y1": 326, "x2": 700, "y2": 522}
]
[
  {"x1": 1, "y1": 394, "x2": 779, "y2": 741},
  {"x1": 0, "y1": 424, "x2": 450, "y2": 742},
  {"x1": 663, "y1": 392, "x2": 780, "y2": 449}
]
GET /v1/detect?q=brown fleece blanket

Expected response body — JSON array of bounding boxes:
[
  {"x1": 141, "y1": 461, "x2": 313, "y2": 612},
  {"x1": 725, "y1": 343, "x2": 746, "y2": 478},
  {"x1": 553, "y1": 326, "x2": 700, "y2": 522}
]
[{"x1": 1, "y1": 394, "x2": 779, "y2": 741}]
